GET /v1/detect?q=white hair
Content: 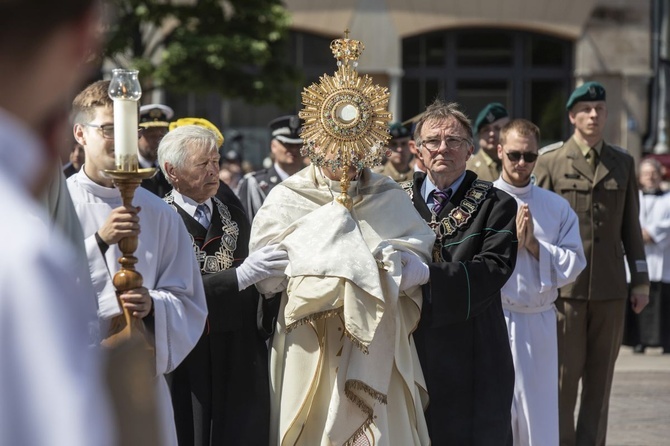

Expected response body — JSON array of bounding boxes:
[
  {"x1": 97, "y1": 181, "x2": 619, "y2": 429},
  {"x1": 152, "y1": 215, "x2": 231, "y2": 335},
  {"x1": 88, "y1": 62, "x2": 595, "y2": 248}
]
[{"x1": 157, "y1": 125, "x2": 219, "y2": 184}]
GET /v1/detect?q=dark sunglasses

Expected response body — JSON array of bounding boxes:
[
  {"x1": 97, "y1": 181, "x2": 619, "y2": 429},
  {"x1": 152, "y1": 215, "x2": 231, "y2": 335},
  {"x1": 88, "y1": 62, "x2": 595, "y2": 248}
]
[{"x1": 505, "y1": 151, "x2": 538, "y2": 163}]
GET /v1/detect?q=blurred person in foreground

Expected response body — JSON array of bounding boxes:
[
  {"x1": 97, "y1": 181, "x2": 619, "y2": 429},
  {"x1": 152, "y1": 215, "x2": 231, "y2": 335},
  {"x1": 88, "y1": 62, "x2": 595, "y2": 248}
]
[
  {"x1": 494, "y1": 119, "x2": 586, "y2": 446},
  {"x1": 158, "y1": 125, "x2": 287, "y2": 445},
  {"x1": 68, "y1": 80, "x2": 207, "y2": 445},
  {"x1": 533, "y1": 81, "x2": 649, "y2": 446},
  {"x1": 624, "y1": 158, "x2": 670, "y2": 354},
  {"x1": 0, "y1": 0, "x2": 114, "y2": 445}
]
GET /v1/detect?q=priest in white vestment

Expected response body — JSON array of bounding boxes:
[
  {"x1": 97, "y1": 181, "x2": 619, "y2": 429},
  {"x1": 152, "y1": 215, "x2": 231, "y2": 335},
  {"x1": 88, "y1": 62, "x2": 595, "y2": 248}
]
[
  {"x1": 68, "y1": 80, "x2": 207, "y2": 445},
  {"x1": 493, "y1": 119, "x2": 585, "y2": 446},
  {"x1": 251, "y1": 162, "x2": 435, "y2": 446}
]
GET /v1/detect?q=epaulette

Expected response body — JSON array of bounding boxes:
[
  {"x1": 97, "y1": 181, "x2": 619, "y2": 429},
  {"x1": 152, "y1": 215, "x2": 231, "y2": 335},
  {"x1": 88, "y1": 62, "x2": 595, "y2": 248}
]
[{"x1": 539, "y1": 141, "x2": 564, "y2": 155}]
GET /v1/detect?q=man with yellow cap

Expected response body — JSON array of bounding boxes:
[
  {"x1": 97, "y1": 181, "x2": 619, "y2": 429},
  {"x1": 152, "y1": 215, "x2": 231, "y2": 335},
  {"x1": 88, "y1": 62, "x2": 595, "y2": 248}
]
[{"x1": 533, "y1": 81, "x2": 649, "y2": 446}]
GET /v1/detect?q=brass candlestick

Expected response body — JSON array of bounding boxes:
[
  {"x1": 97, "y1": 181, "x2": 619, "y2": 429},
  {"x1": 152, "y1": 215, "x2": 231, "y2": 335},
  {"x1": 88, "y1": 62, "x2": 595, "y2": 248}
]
[{"x1": 101, "y1": 167, "x2": 157, "y2": 348}]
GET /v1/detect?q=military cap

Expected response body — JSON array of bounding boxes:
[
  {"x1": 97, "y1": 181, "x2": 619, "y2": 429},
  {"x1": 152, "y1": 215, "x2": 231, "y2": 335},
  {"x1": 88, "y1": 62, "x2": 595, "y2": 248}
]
[
  {"x1": 169, "y1": 117, "x2": 224, "y2": 148},
  {"x1": 269, "y1": 115, "x2": 303, "y2": 145},
  {"x1": 389, "y1": 122, "x2": 411, "y2": 140},
  {"x1": 474, "y1": 103, "x2": 509, "y2": 135},
  {"x1": 139, "y1": 104, "x2": 174, "y2": 128},
  {"x1": 566, "y1": 81, "x2": 606, "y2": 110}
]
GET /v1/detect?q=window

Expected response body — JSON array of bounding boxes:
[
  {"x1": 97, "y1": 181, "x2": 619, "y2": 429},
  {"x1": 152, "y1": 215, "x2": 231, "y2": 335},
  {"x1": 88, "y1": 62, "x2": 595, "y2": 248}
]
[{"x1": 402, "y1": 29, "x2": 573, "y2": 143}]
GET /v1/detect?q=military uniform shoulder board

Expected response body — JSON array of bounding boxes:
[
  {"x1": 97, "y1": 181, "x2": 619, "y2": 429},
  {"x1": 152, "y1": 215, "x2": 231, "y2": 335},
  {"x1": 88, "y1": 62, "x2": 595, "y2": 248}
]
[
  {"x1": 539, "y1": 141, "x2": 564, "y2": 155},
  {"x1": 399, "y1": 180, "x2": 414, "y2": 199}
]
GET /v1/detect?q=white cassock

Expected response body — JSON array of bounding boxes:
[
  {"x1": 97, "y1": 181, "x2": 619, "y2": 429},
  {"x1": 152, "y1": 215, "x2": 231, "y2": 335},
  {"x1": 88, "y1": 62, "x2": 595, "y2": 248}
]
[
  {"x1": 494, "y1": 178, "x2": 586, "y2": 446},
  {"x1": 67, "y1": 169, "x2": 207, "y2": 446},
  {"x1": 0, "y1": 108, "x2": 114, "y2": 446},
  {"x1": 639, "y1": 190, "x2": 670, "y2": 282},
  {"x1": 250, "y1": 165, "x2": 434, "y2": 446}
]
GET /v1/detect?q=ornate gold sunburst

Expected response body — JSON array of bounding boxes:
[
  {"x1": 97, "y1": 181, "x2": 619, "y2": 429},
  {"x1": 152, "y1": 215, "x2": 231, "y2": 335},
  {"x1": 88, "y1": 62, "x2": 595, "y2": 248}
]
[{"x1": 299, "y1": 30, "x2": 392, "y2": 209}]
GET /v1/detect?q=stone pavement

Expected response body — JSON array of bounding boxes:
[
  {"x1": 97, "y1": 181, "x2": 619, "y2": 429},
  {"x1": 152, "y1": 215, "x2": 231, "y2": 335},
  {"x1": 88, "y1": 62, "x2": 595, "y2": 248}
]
[{"x1": 605, "y1": 346, "x2": 670, "y2": 445}]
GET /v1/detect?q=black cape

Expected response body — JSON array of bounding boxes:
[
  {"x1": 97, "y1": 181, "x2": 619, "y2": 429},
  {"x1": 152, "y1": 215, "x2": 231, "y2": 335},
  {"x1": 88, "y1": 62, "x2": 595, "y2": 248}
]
[
  {"x1": 167, "y1": 193, "x2": 273, "y2": 446},
  {"x1": 410, "y1": 170, "x2": 517, "y2": 445}
]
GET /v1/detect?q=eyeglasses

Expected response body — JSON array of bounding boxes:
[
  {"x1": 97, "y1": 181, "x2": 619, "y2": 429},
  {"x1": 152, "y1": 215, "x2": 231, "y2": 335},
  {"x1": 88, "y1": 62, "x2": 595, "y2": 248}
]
[
  {"x1": 420, "y1": 136, "x2": 471, "y2": 152},
  {"x1": 505, "y1": 151, "x2": 538, "y2": 163},
  {"x1": 82, "y1": 123, "x2": 143, "y2": 140}
]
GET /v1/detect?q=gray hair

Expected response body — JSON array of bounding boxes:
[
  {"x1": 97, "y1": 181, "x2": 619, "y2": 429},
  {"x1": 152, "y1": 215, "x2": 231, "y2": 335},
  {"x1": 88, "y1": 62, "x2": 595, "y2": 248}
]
[
  {"x1": 413, "y1": 99, "x2": 473, "y2": 145},
  {"x1": 157, "y1": 125, "x2": 219, "y2": 184}
]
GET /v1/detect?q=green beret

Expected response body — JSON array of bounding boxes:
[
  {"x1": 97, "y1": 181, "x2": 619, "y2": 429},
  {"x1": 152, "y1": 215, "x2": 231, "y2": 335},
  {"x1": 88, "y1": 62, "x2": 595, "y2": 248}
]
[
  {"x1": 566, "y1": 81, "x2": 606, "y2": 110},
  {"x1": 388, "y1": 121, "x2": 411, "y2": 139},
  {"x1": 474, "y1": 103, "x2": 509, "y2": 134}
]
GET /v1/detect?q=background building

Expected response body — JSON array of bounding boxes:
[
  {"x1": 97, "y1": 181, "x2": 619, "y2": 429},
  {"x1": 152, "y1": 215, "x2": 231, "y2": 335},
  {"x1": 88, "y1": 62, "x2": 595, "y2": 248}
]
[{"x1": 165, "y1": 0, "x2": 659, "y2": 168}]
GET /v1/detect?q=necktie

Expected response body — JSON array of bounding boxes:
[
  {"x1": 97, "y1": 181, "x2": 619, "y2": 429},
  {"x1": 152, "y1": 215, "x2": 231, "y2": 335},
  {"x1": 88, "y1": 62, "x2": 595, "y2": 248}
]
[
  {"x1": 586, "y1": 147, "x2": 598, "y2": 173},
  {"x1": 194, "y1": 203, "x2": 211, "y2": 228},
  {"x1": 432, "y1": 189, "x2": 451, "y2": 215}
]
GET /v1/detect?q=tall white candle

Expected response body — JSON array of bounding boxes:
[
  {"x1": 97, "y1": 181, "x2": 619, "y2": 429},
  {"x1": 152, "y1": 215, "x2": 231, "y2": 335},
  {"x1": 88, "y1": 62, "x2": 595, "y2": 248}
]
[{"x1": 113, "y1": 99, "x2": 138, "y2": 171}]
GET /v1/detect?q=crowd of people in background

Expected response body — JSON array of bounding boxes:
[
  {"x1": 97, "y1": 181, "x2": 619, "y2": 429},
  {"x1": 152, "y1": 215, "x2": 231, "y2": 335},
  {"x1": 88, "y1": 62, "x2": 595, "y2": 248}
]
[{"x1": 2, "y1": 1, "x2": 666, "y2": 445}]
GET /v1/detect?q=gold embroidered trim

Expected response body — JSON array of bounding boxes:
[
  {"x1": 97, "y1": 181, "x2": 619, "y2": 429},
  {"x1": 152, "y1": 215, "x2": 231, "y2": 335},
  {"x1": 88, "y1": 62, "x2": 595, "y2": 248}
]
[
  {"x1": 284, "y1": 306, "x2": 371, "y2": 354},
  {"x1": 164, "y1": 192, "x2": 239, "y2": 273},
  {"x1": 430, "y1": 179, "x2": 492, "y2": 262},
  {"x1": 343, "y1": 379, "x2": 387, "y2": 446}
]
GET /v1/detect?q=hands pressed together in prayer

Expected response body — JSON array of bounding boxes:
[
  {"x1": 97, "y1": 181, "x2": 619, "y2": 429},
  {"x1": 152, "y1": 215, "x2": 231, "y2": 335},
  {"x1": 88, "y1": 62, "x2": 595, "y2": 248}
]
[
  {"x1": 98, "y1": 205, "x2": 141, "y2": 245},
  {"x1": 399, "y1": 251, "x2": 430, "y2": 292},
  {"x1": 236, "y1": 245, "x2": 289, "y2": 291},
  {"x1": 516, "y1": 204, "x2": 540, "y2": 260}
]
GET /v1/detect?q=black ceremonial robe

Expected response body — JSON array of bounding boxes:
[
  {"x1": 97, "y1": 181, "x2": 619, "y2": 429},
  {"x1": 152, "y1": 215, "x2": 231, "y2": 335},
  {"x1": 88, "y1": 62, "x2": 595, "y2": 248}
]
[
  {"x1": 166, "y1": 193, "x2": 271, "y2": 446},
  {"x1": 409, "y1": 170, "x2": 517, "y2": 445}
]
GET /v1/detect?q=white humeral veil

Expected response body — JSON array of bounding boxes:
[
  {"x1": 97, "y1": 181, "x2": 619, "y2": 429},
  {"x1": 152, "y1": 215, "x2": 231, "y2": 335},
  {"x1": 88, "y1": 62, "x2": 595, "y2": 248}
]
[{"x1": 250, "y1": 165, "x2": 434, "y2": 446}]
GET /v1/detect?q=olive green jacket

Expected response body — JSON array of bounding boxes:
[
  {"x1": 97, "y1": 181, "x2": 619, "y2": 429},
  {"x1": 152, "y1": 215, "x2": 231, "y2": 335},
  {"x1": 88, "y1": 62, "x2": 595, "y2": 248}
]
[{"x1": 533, "y1": 136, "x2": 649, "y2": 300}]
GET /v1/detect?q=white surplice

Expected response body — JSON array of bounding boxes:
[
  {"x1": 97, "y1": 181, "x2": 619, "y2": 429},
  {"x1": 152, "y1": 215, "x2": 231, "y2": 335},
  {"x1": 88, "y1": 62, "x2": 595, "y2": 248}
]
[
  {"x1": 639, "y1": 190, "x2": 670, "y2": 282},
  {"x1": 494, "y1": 178, "x2": 586, "y2": 446},
  {"x1": 67, "y1": 169, "x2": 207, "y2": 446},
  {"x1": 250, "y1": 165, "x2": 434, "y2": 446},
  {"x1": 0, "y1": 108, "x2": 114, "y2": 446}
]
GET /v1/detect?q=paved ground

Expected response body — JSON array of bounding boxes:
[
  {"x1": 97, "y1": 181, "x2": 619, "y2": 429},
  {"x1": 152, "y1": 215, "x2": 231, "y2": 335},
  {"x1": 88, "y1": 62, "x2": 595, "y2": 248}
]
[{"x1": 603, "y1": 346, "x2": 670, "y2": 445}]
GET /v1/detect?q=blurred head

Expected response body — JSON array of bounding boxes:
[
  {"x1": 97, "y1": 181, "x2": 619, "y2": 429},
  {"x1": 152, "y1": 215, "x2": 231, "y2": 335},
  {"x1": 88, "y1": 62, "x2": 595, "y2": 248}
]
[
  {"x1": 0, "y1": 0, "x2": 102, "y2": 132},
  {"x1": 474, "y1": 103, "x2": 509, "y2": 158},
  {"x1": 386, "y1": 122, "x2": 412, "y2": 171},
  {"x1": 159, "y1": 125, "x2": 220, "y2": 203},
  {"x1": 269, "y1": 115, "x2": 304, "y2": 174},
  {"x1": 414, "y1": 99, "x2": 474, "y2": 188},
  {"x1": 138, "y1": 104, "x2": 173, "y2": 163},
  {"x1": 639, "y1": 158, "x2": 665, "y2": 193},
  {"x1": 0, "y1": 0, "x2": 102, "y2": 196},
  {"x1": 69, "y1": 143, "x2": 85, "y2": 170},
  {"x1": 497, "y1": 119, "x2": 540, "y2": 187}
]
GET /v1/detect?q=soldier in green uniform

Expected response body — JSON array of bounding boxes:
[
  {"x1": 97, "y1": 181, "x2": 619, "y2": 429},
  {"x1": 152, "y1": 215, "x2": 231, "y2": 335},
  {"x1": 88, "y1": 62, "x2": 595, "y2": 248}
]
[
  {"x1": 533, "y1": 81, "x2": 650, "y2": 446},
  {"x1": 466, "y1": 102, "x2": 510, "y2": 181},
  {"x1": 373, "y1": 121, "x2": 413, "y2": 182}
]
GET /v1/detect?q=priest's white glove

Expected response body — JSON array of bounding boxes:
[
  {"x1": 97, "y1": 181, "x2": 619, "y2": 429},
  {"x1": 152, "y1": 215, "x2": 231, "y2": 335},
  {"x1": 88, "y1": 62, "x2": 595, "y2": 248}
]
[
  {"x1": 399, "y1": 251, "x2": 430, "y2": 292},
  {"x1": 236, "y1": 245, "x2": 289, "y2": 291}
]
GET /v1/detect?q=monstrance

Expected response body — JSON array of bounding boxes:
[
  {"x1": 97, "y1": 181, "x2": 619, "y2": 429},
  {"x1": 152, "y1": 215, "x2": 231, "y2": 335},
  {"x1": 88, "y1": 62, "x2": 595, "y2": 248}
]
[{"x1": 299, "y1": 30, "x2": 392, "y2": 209}]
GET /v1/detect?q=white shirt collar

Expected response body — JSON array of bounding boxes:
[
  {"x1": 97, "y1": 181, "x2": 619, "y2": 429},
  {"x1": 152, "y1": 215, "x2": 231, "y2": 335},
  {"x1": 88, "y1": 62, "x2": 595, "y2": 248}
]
[
  {"x1": 171, "y1": 189, "x2": 212, "y2": 218},
  {"x1": 273, "y1": 163, "x2": 291, "y2": 181}
]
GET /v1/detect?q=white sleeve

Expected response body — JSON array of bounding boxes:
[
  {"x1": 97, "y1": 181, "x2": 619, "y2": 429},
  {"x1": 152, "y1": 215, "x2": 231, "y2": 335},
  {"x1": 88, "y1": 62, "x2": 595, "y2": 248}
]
[
  {"x1": 536, "y1": 204, "x2": 587, "y2": 293},
  {"x1": 150, "y1": 211, "x2": 207, "y2": 375}
]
